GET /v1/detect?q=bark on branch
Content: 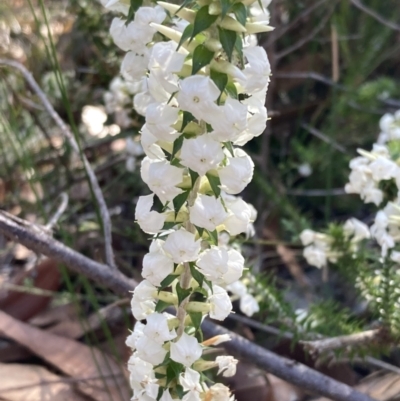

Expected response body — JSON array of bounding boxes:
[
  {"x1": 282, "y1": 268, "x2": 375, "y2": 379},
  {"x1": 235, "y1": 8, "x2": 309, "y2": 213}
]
[{"x1": 0, "y1": 211, "x2": 377, "y2": 401}]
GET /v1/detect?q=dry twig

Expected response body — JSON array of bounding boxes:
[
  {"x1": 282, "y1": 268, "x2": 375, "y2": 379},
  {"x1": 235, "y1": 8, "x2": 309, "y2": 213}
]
[{"x1": 0, "y1": 59, "x2": 116, "y2": 270}]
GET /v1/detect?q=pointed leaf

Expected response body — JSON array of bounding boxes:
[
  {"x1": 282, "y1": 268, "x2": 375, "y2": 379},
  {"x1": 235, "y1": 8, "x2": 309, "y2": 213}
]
[
  {"x1": 218, "y1": 26, "x2": 237, "y2": 62},
  {"x1": 178, "y1": 23, "x2": 194, "y2": 50},
  {"x1": 176, "y1": 282, "x2": 192, "y2": 305},
  {"x1": 189, "y1": 169, "x2": 199, "y2": 186},
  {"x1": 232, "y1": 3, "x2": 247, "y2": 27},
  {"x1": 206, "y1": 172, "x2": 221, "y2": 197},
  {"x1": 155, "y1": 300, "x2": 171, "y2": 313},
  {"x1": 224, "y1": 141, "x2": 235, "y2": 156},
  {"x1": 220, "y1": 0, "x2": 233, "y2": 19},
  {"x1": 173, "y1": 190, "x2": 190, "y2": 213},
  {"x1": 181, "y1": 111, "x2": 195, "y2": 131},
  {"x1": 192, "y1": 44, "x2": 215, "y2": 75},
  {"x1": 172, "y1": 135, "x2": 184, "y2": 158},
  {"x1": 207, "y1": 229, "x2": 218, "y2": 246},
  {"x1": 160, "y1": 274, "x2": 179, "y2": 289},
  {"x1": 189, "y1": 263, "x2": 204, "y2": 287},
  {"x1": 192, "y1": 6, "x2": 218, "y2": 39},
  {"x1": 188, "y1": 311, "x2": 203, "y2": 332},
  {"x1": 225, "y1": 82, "x2": 238, "y2": 99},
  {"x1": 210, "y1": 70, "x2": 228, "y2": 94}
]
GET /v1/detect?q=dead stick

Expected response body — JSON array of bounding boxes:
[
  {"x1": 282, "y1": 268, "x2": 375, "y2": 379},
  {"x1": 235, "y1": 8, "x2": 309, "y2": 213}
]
[
  {"x1": 0, "y1": 58, "x2": 116, "y2": 270},
  {"x1": 0, "y1": 211, "x2": 377, "y2": 401}
]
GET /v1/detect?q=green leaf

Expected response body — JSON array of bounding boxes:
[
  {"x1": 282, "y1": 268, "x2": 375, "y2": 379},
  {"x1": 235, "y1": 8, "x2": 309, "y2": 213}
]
[
  {"x1": 225, "y1": 82, "x2": 238, "y2": 99},
  {"x1": 189, "y1": 169, "x2": 199, "y2": 186},
  {"x1": 206, "y1": 173, "x2": 221, "y2": 197},
  {"x1": 178, "y1": 23, "x2": 194, "y2": 50},
  {"x1": 175, "y1": 385, "x2": 187, "y2": 400},
  {"x1": 176, "y1": 282, "x2": 192, "y2": 305},
  {"x1": 155, "y1": 300, "x2": 170, "y2": 313},
  {"x1": 189, "y1": 263, "x2": 204, "y2": 287},
  {"x1": 220, "y1": 0, "x2": 232, "y2": 19},
  {"x1": 234, "y1": 34, "x2": 244, "y2": 67},
  {"x1": 177, "y1": 0, "x2": 195, "y2": 12},
  {"x1": 210, "y1": 70, "x2": 228, "y2": 94},
  {"x1": 196, "y1": 225, "x2": 204, "y2": 236},
  {"x1": 232, "y1": 3, "x2": 247, "y2": 27},
  {"x1": 224, "y1": 141, "x2": 235, "y2": 156},
  {"x1": 218, "y1": 26, "x2": 237, "y2": 62},
  {"x1": 192, "y1": 45, "x2": 215, "y2": 75},
  {"x1": 157, "y1": 387, "x2": 164, "y2": 401},
  {"x1": 160, "y1": 274, "x2": 179, "y2": 289},
  {"x1": 181, "y1": 111, "x2": 195, "y2": 131},
  {"x1": 166, "y1": 360, "x2": 184, "y2": 385},
  {"x1": 172, "y1": 135, "x2": 184, "y2": 158},
  {"x1": 207, "y1": 229, "x2": 218, "y2": 245},
  {"x1": 188, "y1": 311, "x2": 203, "y2": 332},
  {"x1": 195, "y1": 329, "x2": 204, "y2": 343},
  {"x1": 126, "y1": 0, "x2": 143, "y2": 22},
  {"x1": 173, "y1": 190, "x2": 190, "y2": 213},
  {"x1": 194, "y1": 286, "x2": 208, "y2": 297},
  {"x1": 192, "y1": 6, "x2": 218, "y2": 39}
]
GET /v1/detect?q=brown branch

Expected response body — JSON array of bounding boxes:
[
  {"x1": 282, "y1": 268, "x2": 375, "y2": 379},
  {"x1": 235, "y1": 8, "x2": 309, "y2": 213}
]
[
  {"x1": 0, "y1": 210, "x2": 377, "y2": 401},
  {"x1": 301, "y1": 329, "x2": 385, "y2": 357},
  {"x1": 0, "y1": 58, "x2": 117, "y2": 270},
  {"x1": 350, "y1": 0, "x2": 400, "y2": 32}
]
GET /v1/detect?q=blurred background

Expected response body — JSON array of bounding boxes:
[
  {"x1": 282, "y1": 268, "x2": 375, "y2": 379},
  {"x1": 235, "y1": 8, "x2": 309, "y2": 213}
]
[{"x1": 0, "y1": 1, "x2": 400, "y2": 400}]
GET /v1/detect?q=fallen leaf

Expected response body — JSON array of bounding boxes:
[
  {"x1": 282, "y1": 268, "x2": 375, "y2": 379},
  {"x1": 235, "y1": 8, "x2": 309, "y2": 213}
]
[
  {"x1": 0, "y1": 258, "x2": 61, "y2": 321},
  {"x1": 0, "y1": 310, "x2": 130, "y2": 401},
  {"x1": 0, "y1": 363, "x2": 89, "y2": 401}
]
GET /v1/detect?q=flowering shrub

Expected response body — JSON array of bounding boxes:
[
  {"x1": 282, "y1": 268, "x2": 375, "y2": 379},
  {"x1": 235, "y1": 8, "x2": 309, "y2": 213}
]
[
  {"x1": 301, "y1": 109, "x2": 400, "y2": 337},
  {"x1": 102, "y1": 0, "x2": 272, "y2": 399}
]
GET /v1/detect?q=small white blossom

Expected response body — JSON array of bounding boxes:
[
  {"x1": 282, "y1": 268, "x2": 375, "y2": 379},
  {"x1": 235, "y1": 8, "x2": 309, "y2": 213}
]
[
  {"x1": 126, "y1": 321, "x2": 145, "y2": 350},
  {"x1": 240, "y1": 293, "x2": 260, "y2": 317},
  {"x1": 343, "y1": 218, "x2": 370, "y2": 242},
  {"x1": 142, "y1": 246, "x2": 174, "y2": 287},
  {"x1": 179, "y1": 368, "x2": 203, "y2": 401},
  {"x1": 163, "y1": 229, "x2": 201, "y2": 264},
  {"x1": 170, "y1": 332, "x2": 203, "y2": 367},
  {"x1": 303, "y1": 245, "x2": 327, "y2": 268},
  {"x1": 136, "y1": 335, "x2": 168, "y2": 365},
  {"x1": 145, "y1": 102, "x2": 180, "y2": 143},
  {"x1": 177, "y1": 75, "x2": 220, "y2": 122},
  {"x1": 180, "y1": 135, "x2": 224, "y2": 176},
  {"x1": 215, "y1": 356, "x2": 238, "y2": 377},
  {"x1": 135, "y1": 194, "x2": 166, "y2": 234},
  {"x1": 208, "y1": 285, "x2": 232, "y2": 321},
  {"x1": 144, "y1": 313, "x2": 177, "y2": 344},
  {"x1": 189, "y1": 195, "x2": 227, "y2": 231}
]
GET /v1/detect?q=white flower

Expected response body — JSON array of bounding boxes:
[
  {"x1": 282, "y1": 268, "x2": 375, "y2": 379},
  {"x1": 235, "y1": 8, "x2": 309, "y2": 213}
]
[
  {"x1": 391, "y1": 250, "x2": 400, "y2": 263},
  {"x1": 177, "y1": 75, "x2": 220, "y2": 122},
  {"x1": 222, "y1": 249, "x2": 245, "y2": 285},
  {"x1": 110, "y1": 18, "x2": 152, "y2": 52},
  {"x1": 303, "y1": 245, "x2": 326, "y2": 268},
  {"x1": 131, "y1": 280, "x2": 157, "y2": 320},
  {"x1": 239, "y1": 46, "x2": 271, "y2": 93},
  {"x1": 361, "y1": 182, "x2": 383, "y2": 206},
  {"x1": 223, "y1": 196, "x2": 254, "y2": 236},
  {"x1": 170, "y1": 333, "x2": 203, "y2": 367},
  {"x1": 189, "y1": 195, "x2": 227, "y2": 231},
  {"x1": 218, "y1": 149, "x2": 254, "y2": 194},
  {"x1": 126, "y1": 321, "x2": 145, "y2": 350},
  {"x1": 140, "y1": 125, "x2": 166, "y2": 160},
  {"x1": 298, "y1": 163, "x2": 312, "y2": 177},
  {"x1": 209, "y1": 98, "x2": 248, "y2": 142},
  {"x1": 196, "y1": 246, "x2": 229, "y2": 282},
  {"x1": 134, "y1": 90, "x2": 155, "y2": 116},
  {"x1": 163, "y1": 228, "x2": 201, "y2": 264},
  {"x1": 369, "y1": 157, "x2": 398, "y2": 181},
  {"x1": 226, "y1": 281, "x2": 247, "y2": 297},
  {"x1": 81, "y1": 105, "x2": 107, "y2": 136},
  {"x1": 300, "y1": 229, "x2": 315, "y2": 246},
  {"x1": 208, "y1": 285, "x2": 232, "y2": 321},
  {"x1": 240, "y1": 293, "x2": 259, "y2": 317},
  {"x1": 135, "y1": 194, "x2": 166, "y2": 234},
  {"x1": 136, "y1": 335, "x2": 168, "y2": 365},
  {"x1": 215, "y1": 356, "x2": 238, "y2": 377},
  {"x1": 142, "y1": 248, "x2": 174, "y2": 286},
  {"x1": 145, "y1": 102, "x2": 180, "y2": 143},
  {"x1": 144, "y1": 313, "x2": 177, "y2": 344},
  {"x1": 121, "y1": 50, "x2": 150, "y2": 82},
  {"x1": 135, "y1": 6, "x2": 166, "y2": 30},
  {"x1": 180, "y1": 135, "x2": 224, "y2": 176},
  {"x1": 343, "y1": 218, "x2": 370, "y2": 242},
  {"x1": 207, "y1": 383, "x2": 234, "y2": 401},
  {"x1": 127, "y1": 353, "x2": 154, "y2": 381},
  {"x1": 141, "y1": 157, "x2": 183, "y2": 204},
  {"x1": 179, "y1": 368, "x2": 203, "y2": 401}
]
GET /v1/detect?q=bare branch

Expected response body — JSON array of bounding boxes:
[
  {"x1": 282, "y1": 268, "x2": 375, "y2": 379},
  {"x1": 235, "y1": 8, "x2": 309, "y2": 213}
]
[
  {"x1": 301, "y1": 123, "x2": 348, "y2": 154},
  {"x1": 45, "y1": 192, "x2": 69, "y2": 231},
  {"x1": 0, "y1": 211, "x2": 377, "y2": 401},
  {"x1": 350, "y1": 0, "x2": 400, "y2": 32},
  {"x1": 0, "y1": 58, "x2": 116, "y2": 270},
  {"x1": 301, "y1": 329, "x2": 385, "y2": 357}
]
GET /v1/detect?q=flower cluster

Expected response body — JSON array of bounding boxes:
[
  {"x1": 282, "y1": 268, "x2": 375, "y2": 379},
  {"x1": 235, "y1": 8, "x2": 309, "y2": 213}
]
[
  {"x1": 105, "y1": 0, "x2": 272, "y2": 399},
  {"x1": 302, "y1": 109, "x2": 400, "y2": 268}
]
